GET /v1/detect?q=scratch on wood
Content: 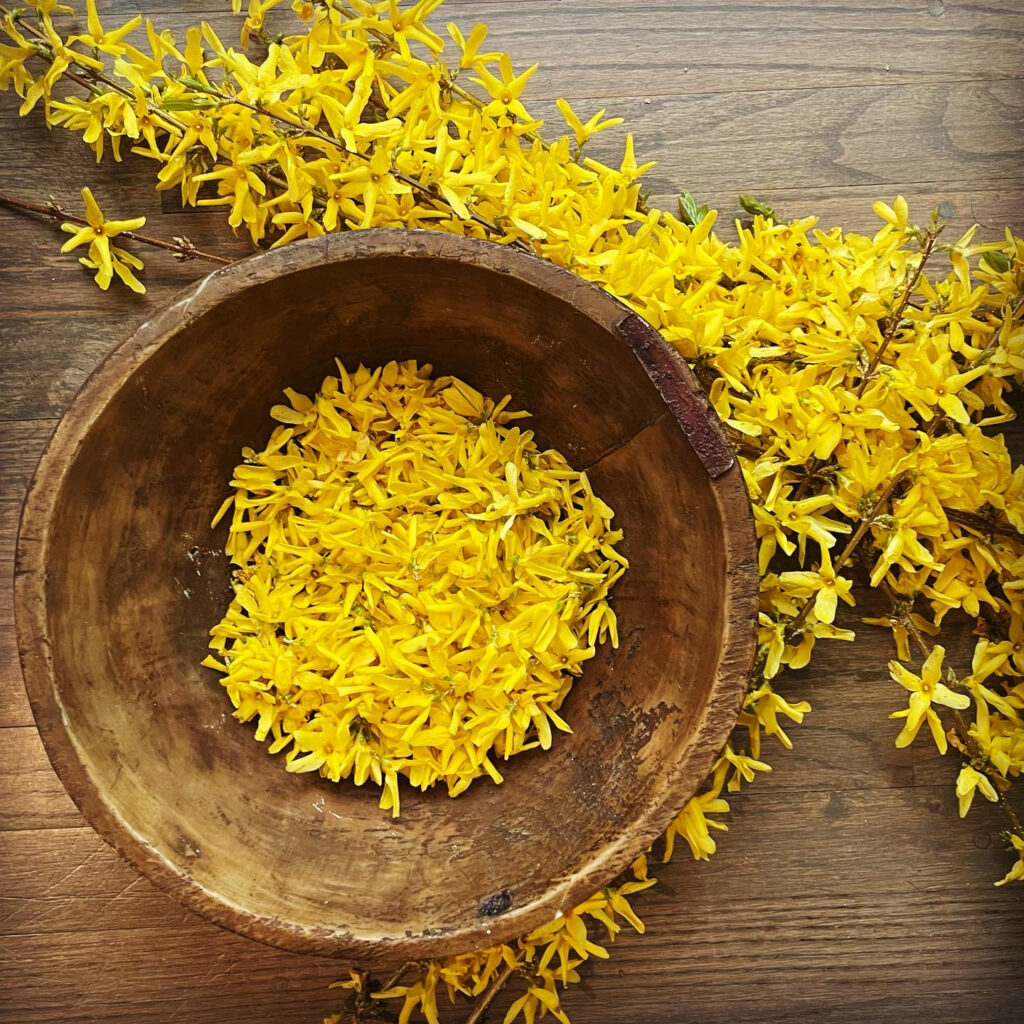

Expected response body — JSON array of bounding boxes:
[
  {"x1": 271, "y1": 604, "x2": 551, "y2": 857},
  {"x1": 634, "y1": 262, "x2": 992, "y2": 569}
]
[
  {"x1": 91, "y1": 876, "x2": 143, "y2": 918},
  {"x1": 34, "y1": 846, "x2": 107, "y2": 898}
]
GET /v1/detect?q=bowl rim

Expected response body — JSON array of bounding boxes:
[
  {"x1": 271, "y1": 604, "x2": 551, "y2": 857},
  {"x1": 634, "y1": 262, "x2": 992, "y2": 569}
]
[{"x1": 14, "y1": 228, "x2": 758, "y2": 962}]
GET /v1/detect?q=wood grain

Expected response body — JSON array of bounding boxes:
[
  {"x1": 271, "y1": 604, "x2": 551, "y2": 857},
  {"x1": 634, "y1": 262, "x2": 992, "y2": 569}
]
[
  {"x1": 0, "y1": 729, "x2": 82, "y2": 831},
  {"x1": 1, "y1": 1, "x2": 1022, "y2": 1022}
]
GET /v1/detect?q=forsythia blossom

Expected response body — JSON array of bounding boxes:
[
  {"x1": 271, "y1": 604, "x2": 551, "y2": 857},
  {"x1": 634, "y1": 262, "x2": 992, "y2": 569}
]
[
  {"x1": 889, "y1": 646, "x2": 970, "y2": 755},
  {"x1": 59, "y1": 186, "x2": 147, "y2": 292}
]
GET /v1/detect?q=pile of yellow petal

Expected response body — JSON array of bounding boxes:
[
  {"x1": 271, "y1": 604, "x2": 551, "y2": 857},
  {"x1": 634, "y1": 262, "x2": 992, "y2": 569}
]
[{"x1": 203, "y1": 360, "x2": 626, "y2": 815}]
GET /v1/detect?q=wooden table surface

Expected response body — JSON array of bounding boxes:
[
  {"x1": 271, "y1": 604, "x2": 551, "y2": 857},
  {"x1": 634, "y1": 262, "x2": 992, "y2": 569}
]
[{"x1": 2, "y1": 2, "x2": 1023, "y2": 1021}]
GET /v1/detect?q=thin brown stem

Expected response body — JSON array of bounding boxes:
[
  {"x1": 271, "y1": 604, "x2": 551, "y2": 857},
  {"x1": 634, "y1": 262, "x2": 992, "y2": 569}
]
[
  {"x1": 944, "y1": 507, "x2": 1023, "y2": 541},
  {"x1": 4, "y1": 2, "x2": 530, "y2": 246},
  {"x1": 876, "y1": 579, "x2": 1024, "y2": 844},
  {"x1": 4, "y1": 10, "x2": 326, "y2": 220},
  {"x1": 790, "y1": 228, "x2": 942, "y2": 502},
  {"x1": 784, "y1": 275, "x2": 1024, "y2": 640},
  {"x1": 379, "y1": 962, "x2": 416, "y2": 993},
  {"x1": 977, "y1": 290, "x2": 1024, "y2": 358},
  {"x1": 449, "y1": 80, "x2": 546, "y2": 148},
  {"x1": 792, "y1": 456, "x2": 827, "y2": 500},
  {"x1": 734, "y1": 440, "x2": 765, "y2": 460},
  {"x1": 748, "y1": 353, "x2": 801, "y2": 368},
  {"x1": 890, "y1": 595, "x2": 933, "y2": 660},
  {"x1": 0, "y1": 190, "x2": 232, "y2": 264},
  {"x1": 331, "y1": 0, "x2": 547, "y2": 146},
  {"x1": 785, "y1": 479, "x2": 900, "y2": 640},
  {"x1": 188, "y1": 79, "x2": 529, "y2": 249},
  {"x1": 856, "y1": 226, "x2": 942, "y2": 397},
  {"x1": 0, "y1": 4, "x2": 189, "y2": 133},
  {"x1": 785, "y1": 411, "x2": 946, "y2": 641},
  {"x1": 464, "y1": 961, "x2": 519, "y2": 1024},
  {"x1": 67, "y1": 68, "x2": 187, "y2": 137}
]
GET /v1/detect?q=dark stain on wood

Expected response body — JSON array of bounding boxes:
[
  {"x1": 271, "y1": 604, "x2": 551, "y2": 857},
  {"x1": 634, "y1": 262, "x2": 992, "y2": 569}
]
[{"x1": 477, "y1": 891, "x2": 513, "y2": 918}]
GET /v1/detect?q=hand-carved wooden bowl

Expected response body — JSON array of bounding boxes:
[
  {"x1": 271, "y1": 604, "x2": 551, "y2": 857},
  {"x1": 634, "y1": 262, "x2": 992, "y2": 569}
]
[{"x1": 16, "y1": 231, "x2": 756, "y2": 962}]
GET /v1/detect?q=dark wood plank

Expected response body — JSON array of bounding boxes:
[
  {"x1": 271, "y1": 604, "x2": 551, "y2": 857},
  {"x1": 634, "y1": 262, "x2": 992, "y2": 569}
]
[
  {"x1": 58, "y1": 1, "x2": 1024, "y2": 98},
  {"x1": 1, "y1": 501, "x2": 22, "y2": 627},
  {"x1": 452, "y1": 0, "x2": 1024, "y2": 96},
  {"x1": 171, "y1": 0, "x2": 1024, "y2": 96},
  {"x1": 0, "y1": 729, "x2": 82, "y2": 831},
  {"x1": 0, "y1": 827, "x2": 198, "y2": 935},
  {"x1": 1, "y1": 727, "x2": 1021, "y2": 1023},
  {"x1": 696, "y1": 184, "x2": 1024, "y2": 240},
  {"x1": 0, "y1": 627, "x2": 32, "y2": 727},
  {"x1": 586, "y1": 80, "x2": 1024, "y2": 211},
  {"x1": 0, "y1": 927, "x2": 342, "y2": 1024},
  {"x1": 0, "y1": 425, "x2": 56, "y2": 493}
]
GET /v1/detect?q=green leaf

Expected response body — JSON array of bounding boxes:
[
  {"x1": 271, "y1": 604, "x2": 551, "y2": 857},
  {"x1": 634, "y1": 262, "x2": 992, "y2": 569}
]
[
  {"x1": 161, "y1": 97, "x2": 221, "y2": 111},
  {"x1": 176, "y1": 74, "x2": 216, "y2": 93},
  {"x1": 678, "y1": 190, "x2": 709, "y2": 227},
  {"x1": 738, "y1": 194, "x2": 778, "y2": 222},
  {"x1": 982, "y1": 250, "x2": 1012, "y2": 274}
]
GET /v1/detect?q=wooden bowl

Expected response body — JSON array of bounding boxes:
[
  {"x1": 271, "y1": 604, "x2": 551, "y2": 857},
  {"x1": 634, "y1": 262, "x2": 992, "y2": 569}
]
[{"x1": 15, "y1": 231, "x2": 757, "y2": 962}]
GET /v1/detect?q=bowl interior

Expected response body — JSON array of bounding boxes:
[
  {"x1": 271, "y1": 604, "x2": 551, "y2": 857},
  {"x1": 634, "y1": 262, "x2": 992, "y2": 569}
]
[{"x1": 26, "y1": 236, "x2": 750, "y2": 959}]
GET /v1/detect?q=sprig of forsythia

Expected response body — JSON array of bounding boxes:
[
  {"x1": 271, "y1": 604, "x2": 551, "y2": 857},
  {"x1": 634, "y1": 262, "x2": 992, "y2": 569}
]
[{"x1": 1, "y1": 2, "x2": 1023, "y2": 1021}]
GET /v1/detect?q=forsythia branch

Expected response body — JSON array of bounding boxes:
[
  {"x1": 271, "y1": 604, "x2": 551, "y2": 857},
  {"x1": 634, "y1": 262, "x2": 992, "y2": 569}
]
[
  {"x1": 0, "y1": 189, "x2": 232, "y2": 264},
  {"x1": 878, "y1": 576, "x2": 1024, "y2": 846}
]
